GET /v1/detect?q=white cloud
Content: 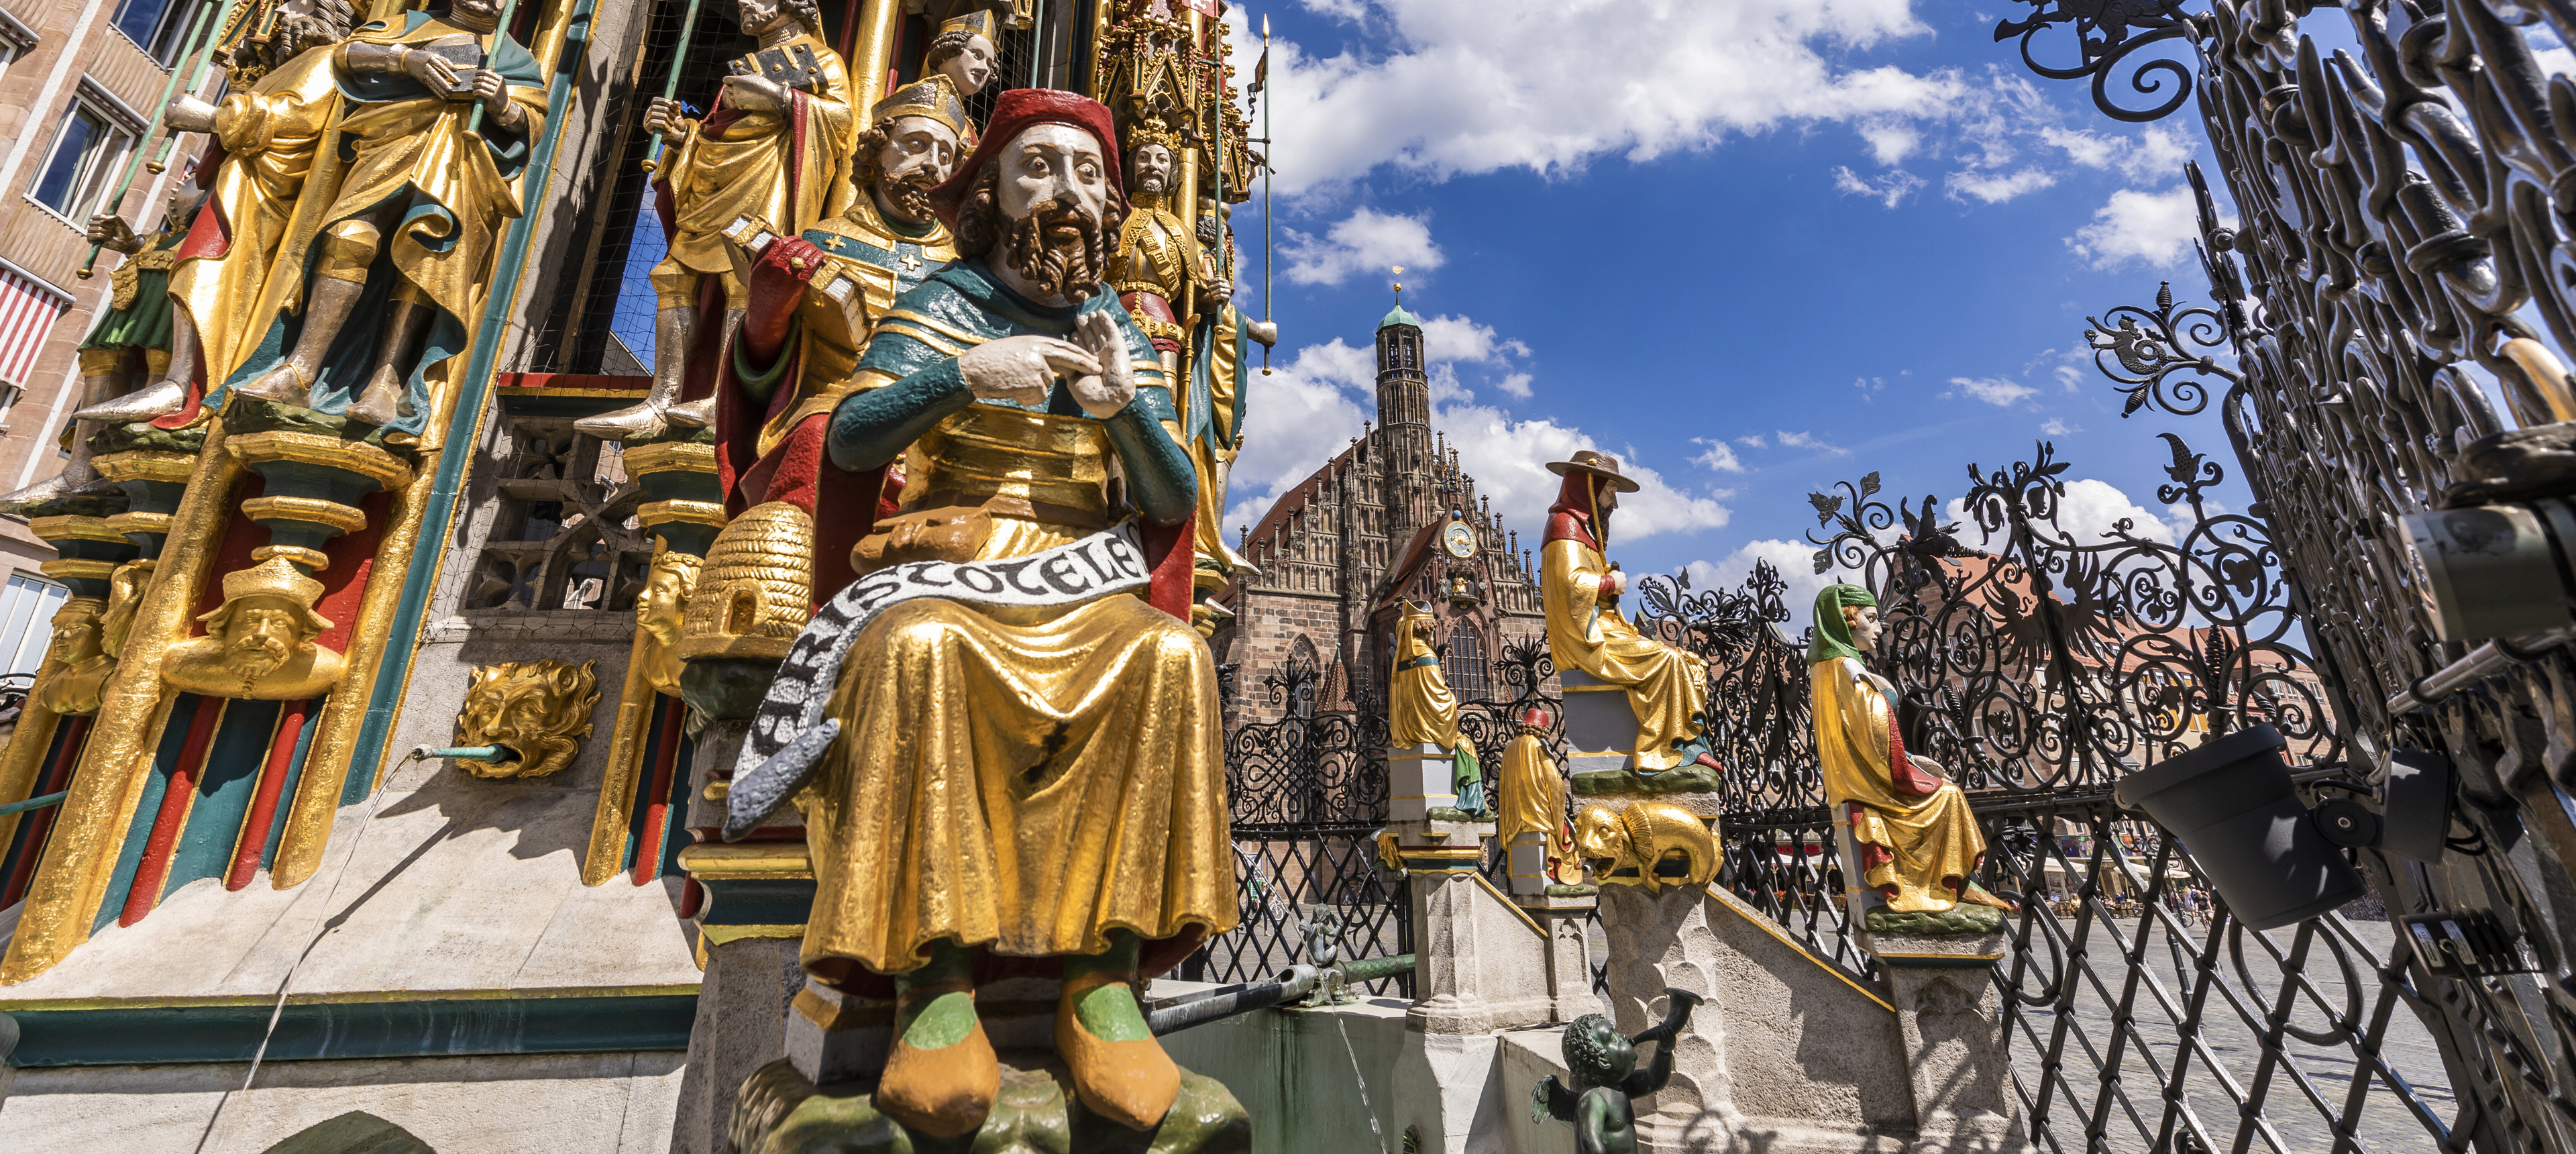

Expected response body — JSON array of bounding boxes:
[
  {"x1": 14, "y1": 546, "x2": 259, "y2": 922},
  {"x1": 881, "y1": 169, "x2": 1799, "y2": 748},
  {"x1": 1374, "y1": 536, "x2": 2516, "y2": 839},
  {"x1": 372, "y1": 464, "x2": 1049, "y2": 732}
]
[
  {"x1": 1833, "y1": 165, "x2": 1925, "y2": 208},
  {"x1": 1417, "y1": 314, "x2": 1527, "y2": 364},
  {"x1": 1279, "y1": 207, "x2": 1444, "y2": 286},
  {"x1": 2068, "y1": 185, "x2": 2208, "y2": 270},
  {"x1": 1737, "y1": 433, "x2": 1768, "y2": 448},
  {"x1": 1236, "y1": 1, "x2": 1956, "y2": 195},
  {"x1": 1495, "y1": 372, "x2": 1534, "y2": 399},
  {"x1": 1690, "y1": 437, "x2": 1746, "y2": 474},
  {"x1": 2039, "y1": 417, "x2": 2077, "y2": 435},
  {"x1": 1775, "y1": 430, "x2": 1847, "y2": 455},
  {"x1": 1222, "y1": 343, "x2": 1375, "y2": 533},
  {"x1": 1947, "y1": 478, "x2": 2174, "y2": 547},
  {"x1": 1947, "y1": 375, "x2": 2039, "y2": 407},
  {"x1": 1420, "y1": 404, "x2": 1732, "y2": 546},
  {"x1": 2043, "y1": 124, "x2": 2194, "y2": 182},
  {"x1": 1946, "y1": 166, "x2": 2055, "y2": 204},
  {"x1": 1685, "y1": 538, "x2": 1845, "y2": 631}
]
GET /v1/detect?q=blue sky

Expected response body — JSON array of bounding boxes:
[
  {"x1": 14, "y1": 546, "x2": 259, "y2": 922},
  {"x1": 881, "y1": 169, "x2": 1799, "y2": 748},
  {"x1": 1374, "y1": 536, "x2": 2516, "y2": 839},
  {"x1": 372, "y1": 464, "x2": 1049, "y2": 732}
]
[{"x1": 1218, "y1": 0, "x2": 2257, "y2": 617}]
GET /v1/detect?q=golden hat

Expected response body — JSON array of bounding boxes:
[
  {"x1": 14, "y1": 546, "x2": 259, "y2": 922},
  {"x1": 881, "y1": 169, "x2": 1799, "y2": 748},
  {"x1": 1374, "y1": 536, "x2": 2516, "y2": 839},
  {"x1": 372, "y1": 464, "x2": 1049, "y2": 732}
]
[
  {"x1": 937, "y1": 8, "x2": 998, "y2": 39},
  {"x1": 873, "y1": 76, "x2": 970, "y2": 138},
  {"x1": 1546, "y1": 449, "x2": 1640, "y2": 493},
  {"x1": 202, "y1": 557, "x2": 333, "y2": 631}
]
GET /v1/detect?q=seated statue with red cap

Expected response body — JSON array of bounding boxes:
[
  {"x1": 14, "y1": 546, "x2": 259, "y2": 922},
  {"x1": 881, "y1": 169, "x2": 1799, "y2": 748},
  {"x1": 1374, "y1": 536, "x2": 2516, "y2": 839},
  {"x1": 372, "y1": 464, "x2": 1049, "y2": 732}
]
[
  {"x1": 720, "y1": 89, "x2": 1231, "y2": 1139},
  {"x1": 1542, "y1": 450, "x2": 1723, "y2": 774}
]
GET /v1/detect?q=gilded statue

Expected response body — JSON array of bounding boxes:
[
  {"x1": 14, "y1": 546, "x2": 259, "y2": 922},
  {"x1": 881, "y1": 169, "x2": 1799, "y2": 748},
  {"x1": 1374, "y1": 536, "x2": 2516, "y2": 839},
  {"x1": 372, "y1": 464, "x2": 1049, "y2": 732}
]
[
  {"x1": 32, "y1": 600, "x2": 113, "y2": 717},
  {"x1": 1809, "y1": 584, "x2": 2013, "y2": 917},
  {"x1": 80, "y1": 0, "x2": 360, "y2": 425},
  {"x1": 708, "y1": 76, "x2": 964, "y2": 606},
  {"x1": 1540, "y1": 450, "x2": 1720, "y2": 774},
  {"x1": 218, "y1": 0, "x2": 548, "y2": 437},
  {"x1": 162, "y1": 558, "x2": 346, "y2": 700},
  {"x1": 922, "y1": 8, "x2": 998, "y2": 142},
  {"x1": 635, "y1": 548, "x2": 700, "y2": 697},
  {"x1": 1532, "y1": 990, "x2": 1705, "y2": 1154},
  {"x1": 453, "y1": 660, "x2": 602, "y2": 779},
  {"x1": 1388, "y1": 600, "x2": 1482, "y2": 815},
  {"x1": 735, "y1": 91, "x2": 1226, "y2": 1138},
  {"x1": 1177, "y1": 202, "x2": 1269, "y2": 591},
  {"x1": 577, "y1": 0, "x2": 852, "y2": 440},
  {"x1": 1107, "y1": 122, "x2": 1218, "y2": 378},
  {"x1": 1497, "y1": 704, "x2": 1582, "y2": 886},
  {"x1": 0, "y1": 180, "x2": 207, "y2": 509},
  {"x1": 1572, "y1": 802, "x2": 1717, "y2": 892}
]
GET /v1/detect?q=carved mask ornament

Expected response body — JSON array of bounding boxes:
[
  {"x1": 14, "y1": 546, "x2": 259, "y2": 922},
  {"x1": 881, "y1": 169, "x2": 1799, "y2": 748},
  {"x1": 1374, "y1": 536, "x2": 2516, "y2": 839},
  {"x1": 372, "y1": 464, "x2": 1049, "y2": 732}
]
[{"x1": 454, "y1": 659, "x2": 602, "y2": 779}]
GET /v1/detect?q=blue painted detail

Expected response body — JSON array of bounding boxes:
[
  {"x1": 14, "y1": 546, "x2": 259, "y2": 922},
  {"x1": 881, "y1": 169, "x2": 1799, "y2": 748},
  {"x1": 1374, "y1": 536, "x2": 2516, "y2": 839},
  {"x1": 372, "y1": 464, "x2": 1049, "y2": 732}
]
[
  {"x1": 93, "y1": 694, "x2": 203, "y2": 932},
  {"x1": 657, "y1": 725, "x2": 696, "y2": 880},
  {"x1": 260, "y1": 702, "x2": 321, "y2": 872},
  {"x1": 2, "y1": 724, "x2": 82, "y2": 874},
  {"x1": 342, "y1": 0, "x2": 598, "y2": 804},
  {"x1": 163, "y1": 698, "x2": 282, "y2": 895},
  {"x1": 622, "y1": 702, "x2": 672, "y2": 877},
  {"x1": 3, "y1": 991, "x2": 700, "y2": 1065}
]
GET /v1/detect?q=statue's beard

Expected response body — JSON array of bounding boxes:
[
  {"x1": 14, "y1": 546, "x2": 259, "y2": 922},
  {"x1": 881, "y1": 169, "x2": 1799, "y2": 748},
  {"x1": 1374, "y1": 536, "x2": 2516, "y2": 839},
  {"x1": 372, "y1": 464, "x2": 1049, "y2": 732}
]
[
  {"x1": 1004, "y1": 198, "x2": 1107, "y2": 302},
  {"x1": 878, "y1": 164, "x2": 941, "y2": 222},
  {"x1": 223, "y1": 635, "x2": 292, "y2": 678}
]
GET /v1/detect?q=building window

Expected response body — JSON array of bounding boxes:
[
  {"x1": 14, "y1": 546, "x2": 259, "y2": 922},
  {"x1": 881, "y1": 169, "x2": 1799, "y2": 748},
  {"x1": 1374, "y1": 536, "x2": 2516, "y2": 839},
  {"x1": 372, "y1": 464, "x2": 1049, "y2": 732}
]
[
  {"x1": 29, "y1": 99, "x2": 138, "y2": 223},
  {"x1": 1444, "y1": 623, "x2": 1489, "y2": 703},
  {"x1": 0, "y1": 573, "x2": 68, "y2": 676},
  {"x1": 110, "y1": 0, "x2": 211, "y2": 64}
]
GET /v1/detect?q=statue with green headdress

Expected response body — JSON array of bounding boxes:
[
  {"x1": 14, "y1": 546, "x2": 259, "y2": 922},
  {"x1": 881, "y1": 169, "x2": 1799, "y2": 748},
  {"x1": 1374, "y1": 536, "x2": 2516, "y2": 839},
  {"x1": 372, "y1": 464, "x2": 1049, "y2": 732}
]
[{"x1": 1809, "y1": 584, "x2": 2014, "y2": 924}]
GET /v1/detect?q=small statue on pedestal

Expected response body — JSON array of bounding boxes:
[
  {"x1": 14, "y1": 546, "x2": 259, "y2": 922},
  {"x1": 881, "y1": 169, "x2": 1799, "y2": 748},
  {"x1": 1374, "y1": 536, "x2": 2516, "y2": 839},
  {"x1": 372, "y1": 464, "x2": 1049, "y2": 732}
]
[
  {"x1": 1497, "y1": 704, "x2": 1582, "y2": 887},
  {"x1": 1532, "y1": 987, "x2": 1705, "y2": 1154},
  {"x1": 1809, "y1": 584, "x2": 2015, "y2": 928},
  {"x1": 1388, "y1": 599, "x2": 1481, "y2": 816}
]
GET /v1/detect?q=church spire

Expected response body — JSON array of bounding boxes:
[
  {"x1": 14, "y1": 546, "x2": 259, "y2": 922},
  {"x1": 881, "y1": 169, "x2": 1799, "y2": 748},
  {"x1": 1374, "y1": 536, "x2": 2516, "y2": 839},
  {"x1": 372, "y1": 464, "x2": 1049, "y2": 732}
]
[{"x1": 1375, "y1": 268, "x2": 1432, "y2": 552}]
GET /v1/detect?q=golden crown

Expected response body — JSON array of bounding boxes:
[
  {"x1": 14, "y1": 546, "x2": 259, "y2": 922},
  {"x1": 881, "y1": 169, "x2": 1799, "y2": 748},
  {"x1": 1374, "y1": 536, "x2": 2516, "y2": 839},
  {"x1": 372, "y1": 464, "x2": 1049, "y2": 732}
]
[
  {"x1": 1123, "y1": 116, "x2": 1183, "y2": 158},
  {"x1": 873, "y1": 76, "x2": 969, "y2": 138}
]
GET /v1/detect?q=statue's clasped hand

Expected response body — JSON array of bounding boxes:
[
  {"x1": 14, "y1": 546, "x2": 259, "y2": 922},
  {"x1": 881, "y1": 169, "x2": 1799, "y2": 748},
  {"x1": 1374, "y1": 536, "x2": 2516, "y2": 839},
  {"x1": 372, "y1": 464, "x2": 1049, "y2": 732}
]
[
  {"x1": 84, "y1": 213, "x2": 140, "y2": 254},
  {"x1": 470, "y1": 70, "x2": 523, "y2": 127},
  {"x1": 643, "y1": 96, "x2": 693, "y2": 144},
  {"x1": 720, "y1": 73, "x2": 791, "y2": 115},
  {"x1": 959, "y1": 312, "x2": 1134, "y2": 418}
]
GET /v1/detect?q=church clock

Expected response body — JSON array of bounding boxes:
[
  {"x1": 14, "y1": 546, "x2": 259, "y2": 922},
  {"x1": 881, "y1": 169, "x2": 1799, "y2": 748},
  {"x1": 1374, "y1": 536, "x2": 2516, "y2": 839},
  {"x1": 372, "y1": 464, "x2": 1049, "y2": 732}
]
[{"x1": 1442, "y1": 519, "x2": 1477, "y2": 560}]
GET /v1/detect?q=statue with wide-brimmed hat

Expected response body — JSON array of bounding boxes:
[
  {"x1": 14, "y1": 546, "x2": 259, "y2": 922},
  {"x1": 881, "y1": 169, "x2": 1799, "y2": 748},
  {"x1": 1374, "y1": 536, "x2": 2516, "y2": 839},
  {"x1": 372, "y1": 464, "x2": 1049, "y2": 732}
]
[{"x1": 1539, "y1": 450, "x2": 1721, "y2": 775}]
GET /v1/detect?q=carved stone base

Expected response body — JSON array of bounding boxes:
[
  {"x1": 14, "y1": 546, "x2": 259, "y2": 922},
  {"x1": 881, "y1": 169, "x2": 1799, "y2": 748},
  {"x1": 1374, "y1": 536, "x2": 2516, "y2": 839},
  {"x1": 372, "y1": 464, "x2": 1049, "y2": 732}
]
[
  {"x1": 1872, "y1": 931, "x2": 2026, "y2": 1151},
  {"x1": 1389, "y1": 741, "x2": 1456, "y2": 823},
  {"x1": 730, "y1": 1054, "x2": 1251, "y2": 1154},
  {"x1": 1385, "y1": 817, "x2": 1554, "y2": 1034},
  {"x1": 1516, "y1": 890, "x2": 1603, "y2": 1022}
]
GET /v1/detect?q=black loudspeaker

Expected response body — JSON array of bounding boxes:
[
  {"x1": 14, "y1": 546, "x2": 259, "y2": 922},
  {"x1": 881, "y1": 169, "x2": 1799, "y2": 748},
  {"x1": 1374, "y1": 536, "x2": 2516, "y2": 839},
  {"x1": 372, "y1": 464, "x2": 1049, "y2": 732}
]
[{"x1": 2114, "y1": 724, "x2": 2367, "y2": 931}]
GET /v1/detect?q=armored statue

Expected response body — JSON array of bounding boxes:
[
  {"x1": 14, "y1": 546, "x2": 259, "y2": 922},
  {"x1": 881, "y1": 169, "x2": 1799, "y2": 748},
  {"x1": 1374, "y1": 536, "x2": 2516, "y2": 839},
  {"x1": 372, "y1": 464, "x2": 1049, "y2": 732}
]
[
  {"x1": 0, "y1": 180, "x2": 207, "y2": 509},
  {"x1": 1179, "y1": 201, "x2": 1269, "y2": 590},
  {"x1": 1388, "y1": 599, "x2": 1481, "y2": 815},
  {"x1": 1107, "y1": 121, "x2": 1218, "y2": 380},
  {"x1": 162, "y1": 558, "x2": 346, "y2": 700},
  {"x1": 79, "y1": 0, "x2": 359, "y2": 425},
  {"x1": 214, "y1": 0, "x2": 549, "y2": 439},
  {"x1": 706, "y1": 76, "x2": 964, "y2": 605},
  {"x1": 723, "y1": 90, "x2": 1226, "y2": 1139},
  {"x1": 1532, "y1": 990, "x2": 1705, "y2": 1154},
  {"x1": 1540, "y1": 450, "x2": 1720, "y2": 773},
  {"x1": 577, "y1": 0, "x2": 851, "y2": 440},
  {"x1": 1809, "y1": 583, "x2": 2013, "y2": 916}
]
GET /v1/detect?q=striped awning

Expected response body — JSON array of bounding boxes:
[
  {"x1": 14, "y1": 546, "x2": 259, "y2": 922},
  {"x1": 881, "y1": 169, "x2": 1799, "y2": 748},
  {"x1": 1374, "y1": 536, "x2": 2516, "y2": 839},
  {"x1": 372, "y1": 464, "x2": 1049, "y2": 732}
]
[{"x1": 0, "y1": 264, "x2": 68, "y2": 389}]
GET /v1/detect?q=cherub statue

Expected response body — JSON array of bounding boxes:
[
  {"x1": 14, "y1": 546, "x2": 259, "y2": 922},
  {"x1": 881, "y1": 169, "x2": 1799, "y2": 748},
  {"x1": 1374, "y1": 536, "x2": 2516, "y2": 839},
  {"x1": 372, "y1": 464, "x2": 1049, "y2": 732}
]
[
  {"x1": 162, "y1": 558, "x2": 346, "y2": 700},
  {"x1": 1532, "y1": 988, "x2": 1705, "y2": 1154}
]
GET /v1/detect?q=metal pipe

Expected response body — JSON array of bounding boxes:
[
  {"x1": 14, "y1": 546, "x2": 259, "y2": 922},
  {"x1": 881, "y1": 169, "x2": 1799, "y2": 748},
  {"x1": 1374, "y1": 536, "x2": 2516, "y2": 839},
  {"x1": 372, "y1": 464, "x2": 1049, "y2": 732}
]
[
  {"x1": 2385, "y1": 629, "x2": 2576, "y2": 717},
  {"x1": 417, "y1": 745, "x2": 506, "y2": 762},
  {"x1": 1145, "y1": 953, "x2": 1416, "y2": 1035},
  {"x1": 639, "y1": 0, "x2": 706, "y2": 172},
  {"x1": 0, "y1": 791, "x2": 68, "y2": 819}
]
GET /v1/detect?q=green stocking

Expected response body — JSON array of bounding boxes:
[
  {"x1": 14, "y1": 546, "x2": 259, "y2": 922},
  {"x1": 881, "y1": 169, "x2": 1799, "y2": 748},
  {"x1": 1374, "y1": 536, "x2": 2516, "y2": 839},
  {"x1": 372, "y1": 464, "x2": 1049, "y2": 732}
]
[
  {"x1": 1063, "y1": 931, "x2": 1150, "y2": 1042},
  {"x1": 894, "y1": 939, "x2": 979, "y2": 1051}
]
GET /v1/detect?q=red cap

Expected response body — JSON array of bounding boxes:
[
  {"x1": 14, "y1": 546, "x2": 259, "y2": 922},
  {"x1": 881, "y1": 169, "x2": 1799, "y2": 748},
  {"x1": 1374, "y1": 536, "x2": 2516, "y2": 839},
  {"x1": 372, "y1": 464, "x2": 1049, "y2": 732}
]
[
  {"x1": 928, "y1": 88, "x2": 1126, "y2": 231},
  {"x1": 1518, "y1": 705, "x2": 1551, "y2": 730}
]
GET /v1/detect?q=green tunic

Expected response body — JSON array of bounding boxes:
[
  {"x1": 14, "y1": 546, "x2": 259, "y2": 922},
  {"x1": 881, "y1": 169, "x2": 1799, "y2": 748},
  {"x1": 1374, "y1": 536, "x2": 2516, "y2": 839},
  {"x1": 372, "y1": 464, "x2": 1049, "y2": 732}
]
[{"x1": 78, "y1": 227, "x2": 186, "y2": 352}]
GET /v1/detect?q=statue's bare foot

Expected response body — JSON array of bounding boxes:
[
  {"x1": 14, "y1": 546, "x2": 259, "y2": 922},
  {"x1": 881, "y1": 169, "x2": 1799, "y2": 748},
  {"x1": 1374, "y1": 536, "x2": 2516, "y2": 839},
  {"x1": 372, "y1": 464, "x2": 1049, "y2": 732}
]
[
  {"x1": 234, "y1": 362, "x2": 313, "y2": 408},
  {"x1": 347, "y1": 371, "x2": 407, "y2": 427},
  {"x1": 1055, "y1": 968, "x2": 1179, "y2": 1131},
  {"x1": 74, "y1": 378, "x2": 188, "y2": 423},
  {"x1": 0, "y1": 470, "x2": 115, "y2": 515},
  {"x1": 571, "y1": 399, "x2": 669, "y2": 440}
]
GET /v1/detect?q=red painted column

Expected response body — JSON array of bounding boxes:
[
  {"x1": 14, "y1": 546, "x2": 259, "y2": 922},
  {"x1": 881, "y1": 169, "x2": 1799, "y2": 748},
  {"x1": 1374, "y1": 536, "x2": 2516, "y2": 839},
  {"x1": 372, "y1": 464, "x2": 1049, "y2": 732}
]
[
  {"x1": 631, "y1": 698, "x2": 686, "y2": 886},
  {"x1": 120, "y1": 698, "x2": 227, "y2": 926},
  {"x1": 226, "y1": 698, "x2": 312, "y2": 890}
]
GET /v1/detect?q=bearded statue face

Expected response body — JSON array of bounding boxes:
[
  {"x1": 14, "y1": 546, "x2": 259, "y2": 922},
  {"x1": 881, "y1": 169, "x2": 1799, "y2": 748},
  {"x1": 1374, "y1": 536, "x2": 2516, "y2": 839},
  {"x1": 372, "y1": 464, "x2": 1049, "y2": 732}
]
[
  {"x1": 979, "y1": 123, "x2": 1115, "y2": 304},
  {"x1": 1129, "y1": 143, "x2": 1174, "y2": 199},
  {"x1": 868, "y1": 114, "x2": 961, "y2": 224},
  {"x1": 454, "y1": 660, "x2": 602, "y2": 780},
  {"x1": 219, "y1": 599, "x2": 314, "y2": 679}
]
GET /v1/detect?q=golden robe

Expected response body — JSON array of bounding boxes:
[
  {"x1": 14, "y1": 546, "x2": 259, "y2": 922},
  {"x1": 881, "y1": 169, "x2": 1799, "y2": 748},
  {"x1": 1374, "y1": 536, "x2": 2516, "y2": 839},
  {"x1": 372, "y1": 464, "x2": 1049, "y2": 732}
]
[
  {"x1": 174, "y1": 46, "x2": 345, "y2": 385},
  {"x1": 1387, "y1": 605, "x2": 1458, "y2": 749},
  {"x1": 1812, "y1": 657, "x2": 1986, "y2": 912},
  {"x1": 1541, "y1": 537, "x2": 1707, "y2": 772},
  {"x1": 1496, "y1": 731, "x2": 1574, "y2": 880},
  {"x1": 661, "y1": 32, "x2": 853, "y2": 293},
  {"x1": 798, "y1": 298, "x2": 1229, "y2": 976}
]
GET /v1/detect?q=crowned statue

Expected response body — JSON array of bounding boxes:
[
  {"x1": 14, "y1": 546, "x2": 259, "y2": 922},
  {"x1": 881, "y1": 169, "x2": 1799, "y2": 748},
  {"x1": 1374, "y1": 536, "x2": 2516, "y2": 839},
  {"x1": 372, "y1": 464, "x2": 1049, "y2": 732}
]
[
  {"x1": 1389, "y1": 599, "x2": 1482, "y2": 815},
  {"x1": 578, "y1": 0, "x2": 852, "y2": 440},
  {"x1": 163, "y1": 558, "x2": 347, "y2": 700},
  {"x1": 1540, "y1": 450, "x2": 1721, "y2": 774},
  {"x1": 700, "y1": 76, "x2": 965, "y2": 609},
  {"x1": 723, "y1": 89, "x2": 1228, "y2": 1139},
  {"x1": 78, "y1": 0, "x2": 360, "y2": 427},
  {"x1": 1809, "y1": 584, "x2": 2013, "y2": 917},
  {"x1": 0, "y1": 179, "x2": 207, "y2": 509}
]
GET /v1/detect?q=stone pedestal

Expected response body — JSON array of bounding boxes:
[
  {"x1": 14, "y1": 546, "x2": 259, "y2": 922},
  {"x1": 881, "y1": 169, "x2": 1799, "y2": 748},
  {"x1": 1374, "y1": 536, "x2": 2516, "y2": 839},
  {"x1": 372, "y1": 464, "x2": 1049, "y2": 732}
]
[
  {"x1": 666, "y1": 935, "x2": 800, "y2": 1154},
  {"x1": 1505, "y1": 829, "x2": 1552, "y2": 895},
  {"x1": 1389, "y1": 741, "x2": 1455, "y2": 821},
  {"x1": 1515, "y1": 890, "x2": 1602, "y2": 1022},
  {"x1": 1384, "y1": 817, "x2": 1554, "y2": 1034},
  {"x1": 1559, "y1": 668, "x2": 1637, "y2": 774},
  {"x1": 1874, "y1": 931, "x2": 2025, "y2": 1151}
]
